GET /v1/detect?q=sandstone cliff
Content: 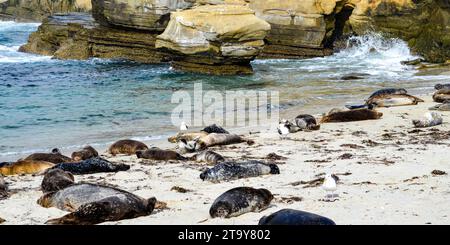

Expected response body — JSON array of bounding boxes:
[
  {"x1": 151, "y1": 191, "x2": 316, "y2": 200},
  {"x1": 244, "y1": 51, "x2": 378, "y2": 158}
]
[{"x1": 0, "y1": 0, "x2": 91, "y2": 21}]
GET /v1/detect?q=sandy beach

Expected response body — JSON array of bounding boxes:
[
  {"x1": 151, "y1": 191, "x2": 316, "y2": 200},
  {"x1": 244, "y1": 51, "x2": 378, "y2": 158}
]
[{"x1": 0, "y1": 94, "x2": 449, "y2": 225}]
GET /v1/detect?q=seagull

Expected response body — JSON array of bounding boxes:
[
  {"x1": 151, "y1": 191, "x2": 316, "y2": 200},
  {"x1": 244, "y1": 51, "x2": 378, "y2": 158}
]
[
  {"x1": 322, "y1": 173, "x2": 338, "y2": 201},
  {"x1": 277, "y1": 119, "x2": 291, "y2": 140},
  {"x1": 180, "y1": 121, "x2": 189, "y2": 131}
]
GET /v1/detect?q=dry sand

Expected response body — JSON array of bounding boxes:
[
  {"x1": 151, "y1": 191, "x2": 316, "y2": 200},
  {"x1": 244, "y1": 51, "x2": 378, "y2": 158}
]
[{"x1": 0, "y1": 95, "x2": 449, "y2": 225}]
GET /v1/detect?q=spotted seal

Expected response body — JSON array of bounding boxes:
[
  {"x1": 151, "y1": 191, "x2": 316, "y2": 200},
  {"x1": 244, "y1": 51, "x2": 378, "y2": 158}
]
[
  {"x1": 41, "y1": 169, "x2": 75, "y2": 193},
  {"x1": 258, "y1": 209, "x2": 336, "y2": 225},
  {"x1": 71, "y1": 146, "x2": 99, "y2": 161},
  {"x1": 0, "y1": 174, "x2": 8, "y2": 200},
  {"x1": 108, "y1": 139, "x2": 148, "y2": 156},
  {"x1": 200, "y1": 161, "x2": 280, "y2": 183},
  {"x1": 51, "y1": 157, "x2": 130, "y2": 175},
  {"x1": 210, "y1": 187, "x2": 273, "y2": 218},
  {"x1": 320, "y1": 108, "x2": 383, "y2": 123},
  {"x1": 435, "y1": 84, "x2": 450, "y2": 90},
  {"x1": 0, "y1": 160, "x2": 54, "y2": 176},
  {"x1": 23, "y1": 148, "x2": 72, "y2": 164},
  {"x1": 294, "y1": 114, "x2": 320, "y2": 131},
  {"x1": 201, "y1": 124, "x2": 229, "y2": 134},
  {"x1": 37, "y1": 183, "x2": 157, "y2": 225},
  {"x1": 136, "y1": 148, "x2": 187, "y2": 161},
  {"x1": 189, "y1": 151, "x2": 225, "y2": 165},
  {"x1": 412, "y1": 112, "x2": 443, "y2": 128}
]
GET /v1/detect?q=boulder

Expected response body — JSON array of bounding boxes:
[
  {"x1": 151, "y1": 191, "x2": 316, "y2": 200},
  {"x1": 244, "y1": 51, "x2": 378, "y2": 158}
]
[
  {"x1": 91, "y1": 0, "x2": 195, "y2": 31},
  {"x1": 0, "y1": 0, "x2": 91, "y2": 21},
  {"x1": 155, "y1": 4, "x2": 270, "y2": 75},
  {"x1": 19, "y1": 13, "x2": 172, "y2": 63}
]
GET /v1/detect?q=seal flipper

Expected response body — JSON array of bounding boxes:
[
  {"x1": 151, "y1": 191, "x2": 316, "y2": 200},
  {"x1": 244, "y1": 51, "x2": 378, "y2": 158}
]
[
  {"x1": 45, "y1": 201, "x2": 111, "y2": 225},
  {"x1": 345, "y1": 104, "x2": 367, "y2": 110}
]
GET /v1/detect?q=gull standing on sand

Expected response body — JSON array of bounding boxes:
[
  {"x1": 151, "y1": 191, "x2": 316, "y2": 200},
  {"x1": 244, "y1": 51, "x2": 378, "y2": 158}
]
[
  {"x1": 277, "y1": 119, "x2": 290, "y2": 140},
  {"x1": 322, "y1": 173, "x2": 338, "y2": 201},
  {"x1": 180, "y1": 121, "x2": 189, "y2": 131}
]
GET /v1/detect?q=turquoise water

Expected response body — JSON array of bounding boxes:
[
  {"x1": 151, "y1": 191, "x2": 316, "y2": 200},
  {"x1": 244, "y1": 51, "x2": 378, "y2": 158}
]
[{"x1": 1, "y1": 21, "x2": 449, "y2": 161}]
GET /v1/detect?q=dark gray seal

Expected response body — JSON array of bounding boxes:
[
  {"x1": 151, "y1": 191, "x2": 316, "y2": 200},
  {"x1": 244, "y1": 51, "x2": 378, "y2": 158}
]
[
  {"x1": 429, "y1": 102, "x2": 450, "y2": 111},
  {"x1": 201, "y1": 124, "x2": 229, "y2": 134},
  {"x1": 295, "y1": 114, "x2": 320, "y2": 131},
  {"x1": 38, "y1": 183, "x2": 157, "y2": 225},
  {"x1": 200, "y1": 161, "x2": 280, "y2": 183},
  {"x1": 41, "y1": 169, "x2": 75, "y2": 193},
  {"x1": 51, "y1": 157, "x2": 130, "y2": 175},
  {"x1": 258, "y1": 209, "x2": 336, "y2": 225},
  {"x1": 71, "y1": 146, "x2": 99, "y2": 161},
  {"x1": 210, "y1": 187, "x2": 273, "y2": 218},
  {"x1": 369, "y1": 88, "x2": 407, "y2": 99},
  {"x1": 435, "y1": 84, "x2": 450, "y2": 90},
  {"x1": 0, "y1": 174, "x2": 8, "y2": 200},
  {"x1": 136, "y1": 148, "x2": 187, "y2": 161},
  {"x1": 24, "y1": 148, "x2": 72, "y2": 164}
]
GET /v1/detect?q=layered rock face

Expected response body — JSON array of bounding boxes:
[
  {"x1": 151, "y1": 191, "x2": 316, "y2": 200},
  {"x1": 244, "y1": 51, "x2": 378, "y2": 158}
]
[
  {"x1": 155, "y1": 4, "x2": 271, "y2": 75},
  {"x1": 248, "y1": 0, "x2": 347, "y2": 59},
  {"x1": 92, "y1": 0, "x2": 195, "y2": 31},
  {"x1": 0, "y1": 0, "x2": 91, "y2": 21},
  {"x1": 349, "y1": 0, "x2": 450, "y2": 63},
  {"x1": 19, "y1": 13, "x2": 171, "y2": 63}
]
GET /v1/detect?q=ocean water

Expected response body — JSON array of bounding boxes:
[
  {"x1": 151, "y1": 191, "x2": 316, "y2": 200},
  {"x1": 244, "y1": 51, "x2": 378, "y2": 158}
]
[{"x1": 1, "y1": 21, "x2": 449, "y2": 161}]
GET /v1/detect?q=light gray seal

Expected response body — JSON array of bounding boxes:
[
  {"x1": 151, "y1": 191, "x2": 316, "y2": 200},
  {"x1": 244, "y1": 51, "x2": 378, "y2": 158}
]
[
  {"x1": 258, "y1": 209, "x2": 336, "y2": 225},
  {"x1": 200, "y1": 161, "x2": 280, "y2": 183},
  {"x1": 210, "y1": 187, "x2": 273, "y2": 218},
  {"x1": 294, "y1": 114, "x2": 320, "y2": 131},
  {"x1": 189, "y1": 151, "x2": 225, "y2": 165},
  {"x1": 38, "y1": 183, "x2": 157, "y2": 225}
]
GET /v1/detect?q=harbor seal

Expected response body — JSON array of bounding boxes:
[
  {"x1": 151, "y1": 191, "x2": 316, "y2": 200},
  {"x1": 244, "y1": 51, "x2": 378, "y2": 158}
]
[
  {"x1": 41, "y1": 169, "x2": 75, "y2": 193},
  {"x1": 210, "y1": 187, "x2": 273, "y2": 218},
  {"x1": 366, "y1": 94, "x2": 424, "y2": 107},
  {"x1": 0, "y1": 174, "x2": 8, "y2": 200},
  {"x1": 412, "y1": 112, "x2": 443, "y2": 128},
  {"x1": 294, "y1": 114, "x2": 320, "y2": 131},
  {"x1": 24, "y1": 149, "x2": 72, "y2": 164},
  {"x1": 200, "y1": 161, "x2": 280, "y2": 183},
  {"x1": 368, "y1": 88, "x2": 408, "y2": 99},
  {"x1": 51, "y1": 157, "x2": 130, "y2": 175},
  {"x1": 71, "y1": 146, "x2": 99, "y2": 161},
  {"x1": 193, "y1": 133, "x2": 253, "y2": 151},
  {"x1": 320, "y1": 109, "x2": 383, "y2": 123},
  {"x1": 429, "y1": 102, "x2": 450, "y2": 111},
  {"x1": 201, "y1": 124, "x2": 229, "y2": 134},
  {"x1": 258, "y1": 209, "x2": 336, "y2": 225},
  {"x1": 168, "y1": 131, "x2": 209, "y2": 144},
  {"x1": 136, "y1": 148, "x2": 187, "y2": 161},
  {"x1": 108, "y1": 139, "x2": 148, "y2": 156},
  {"x1": 37, "y1": 183, "x2": 157, "y2": 225},
  {"x1": 189, "y1": 151, "x2": 225, "y2": 165},
  {"x1": 435, "y1": 84, "x2": 450, "y2": 90},
  {"x1": 433, "y1": 90, "x2": 450, "y2": 103},
  {"x1": 0, "y1": 160, "x2": 54, "y2": 176}
]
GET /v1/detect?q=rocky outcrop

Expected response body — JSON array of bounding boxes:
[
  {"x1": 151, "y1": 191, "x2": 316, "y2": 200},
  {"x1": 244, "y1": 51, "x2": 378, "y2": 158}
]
[
  {"x1": 248, "y1": 0, "x2": 348, "y2": 59},
  {"x1": 155, "y1": 4, "x2": 270, "y2": 75},
  {"x1": 348, "y1": 0, "x2": 450, "y2": 63},
  {"x1": 91, "y1": 0, "x2": 194, "y2": 31},
  {"x1": 19, "y1": 13, "x2": 171, "y2": 63},
  {"x1": 0, "y1": 0, "x2": 91, "y2": 21}
]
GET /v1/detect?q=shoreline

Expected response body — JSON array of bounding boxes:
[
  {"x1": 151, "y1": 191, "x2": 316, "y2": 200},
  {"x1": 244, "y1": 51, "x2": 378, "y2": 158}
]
[{"x1": 0, "y1": 94, "x2": 449, "y2": 225}]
